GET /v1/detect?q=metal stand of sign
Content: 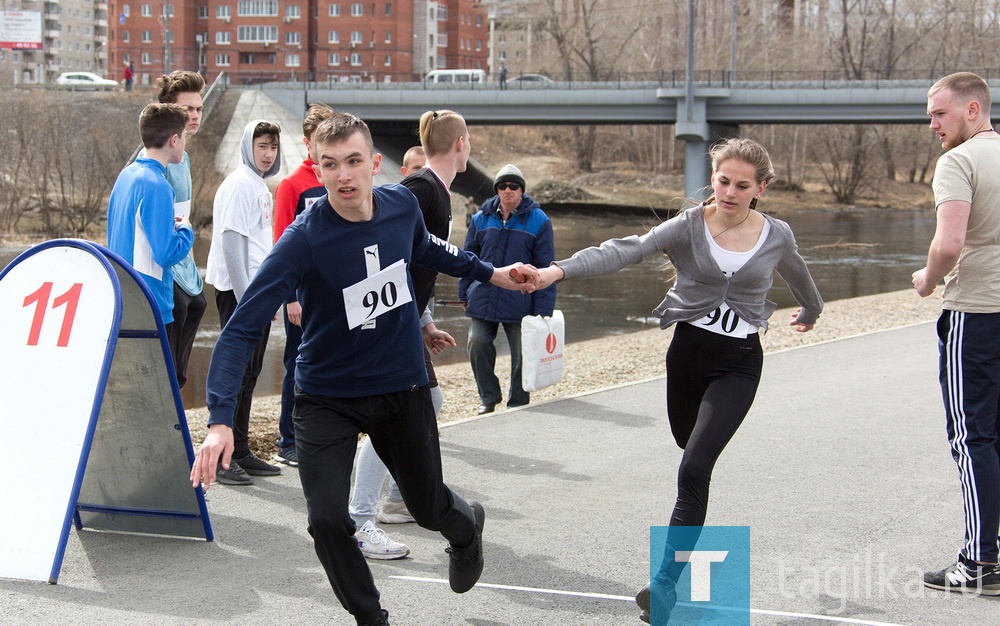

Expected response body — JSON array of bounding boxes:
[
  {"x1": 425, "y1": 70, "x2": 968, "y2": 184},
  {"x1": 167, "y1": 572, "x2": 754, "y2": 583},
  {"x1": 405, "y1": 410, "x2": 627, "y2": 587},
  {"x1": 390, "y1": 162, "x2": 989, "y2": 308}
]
[{"x1": 0, "y1": 240, "x2": 213, "y2": 584}]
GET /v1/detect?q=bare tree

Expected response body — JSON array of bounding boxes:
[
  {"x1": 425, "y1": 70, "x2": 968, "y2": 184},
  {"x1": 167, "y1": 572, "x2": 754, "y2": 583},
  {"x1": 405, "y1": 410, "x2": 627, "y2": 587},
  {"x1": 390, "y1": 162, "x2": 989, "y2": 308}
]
[
  {"x1": 813, "y1": 125, "x2": 879, "y2": 204},
  {"x1": 6, "y1": 92, "x2": 141, "y2": 237},
  {"x1": 0, "y1": 93, "x2": 38, "y2": 232},
  {"x1": 533, "y1": 0, "x2": 647, "y2": 170}
]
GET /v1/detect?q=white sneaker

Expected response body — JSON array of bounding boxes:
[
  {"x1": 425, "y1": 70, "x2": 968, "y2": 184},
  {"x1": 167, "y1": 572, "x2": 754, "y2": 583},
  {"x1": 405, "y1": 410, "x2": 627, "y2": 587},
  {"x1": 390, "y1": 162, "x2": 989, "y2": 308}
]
[
  {"x1": 377, "y1": 497, "x2": 416, "y2": 524},
  {"x1": 356, "y1": 520, "x2": 410, "y2": 560}
]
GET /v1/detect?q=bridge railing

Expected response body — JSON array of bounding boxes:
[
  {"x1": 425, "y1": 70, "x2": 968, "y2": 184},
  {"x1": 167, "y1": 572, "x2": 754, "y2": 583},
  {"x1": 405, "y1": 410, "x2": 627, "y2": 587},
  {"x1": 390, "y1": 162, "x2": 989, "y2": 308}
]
[{"x1": 218, "y1": 67, "x2": 1000, "y2": 91}]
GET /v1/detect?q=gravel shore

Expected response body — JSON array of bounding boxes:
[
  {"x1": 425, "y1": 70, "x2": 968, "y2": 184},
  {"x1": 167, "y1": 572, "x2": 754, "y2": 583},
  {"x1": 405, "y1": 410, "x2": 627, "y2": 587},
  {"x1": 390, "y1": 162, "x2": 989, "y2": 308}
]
[{"x1": 185, "y1": 288, "x2": 943, "y2": 460}]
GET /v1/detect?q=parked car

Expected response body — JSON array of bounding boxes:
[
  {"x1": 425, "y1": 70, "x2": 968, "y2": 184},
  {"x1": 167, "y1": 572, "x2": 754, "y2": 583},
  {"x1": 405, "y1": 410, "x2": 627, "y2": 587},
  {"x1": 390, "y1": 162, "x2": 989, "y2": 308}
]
[
  {"x1": 507, "y1": 74, "x2": 556, "y2": 87},
  {"x1": 55, "y1": 72, "x2": 119, "y2": 91}
]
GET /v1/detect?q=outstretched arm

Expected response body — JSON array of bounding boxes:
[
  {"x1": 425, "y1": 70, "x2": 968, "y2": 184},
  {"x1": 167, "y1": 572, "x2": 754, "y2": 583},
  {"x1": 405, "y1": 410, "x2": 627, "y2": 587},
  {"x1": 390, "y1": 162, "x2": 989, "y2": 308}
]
[
  {"x1": 539, "y1": 224, "x2": 668, "y2": 288},
  {"x1": 535, "y1": 264, "x2": 565, "y2": 290},
  {"x1": 194, "y1": 229, "x2": 308, "y2": 490}
]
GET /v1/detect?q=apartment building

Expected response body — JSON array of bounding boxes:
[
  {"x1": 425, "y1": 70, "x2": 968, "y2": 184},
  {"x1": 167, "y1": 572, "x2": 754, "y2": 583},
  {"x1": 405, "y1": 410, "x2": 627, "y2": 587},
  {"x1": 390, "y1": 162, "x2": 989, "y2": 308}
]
[
  {"x1": 314, "y1": 0, "x2": 416, "y2": 83},
  {"x1": 0, "y1": 0, "x2": 110, "y2": 85},
  {"x1": 477, "y1": 0, "x2": 534, "y2": 79},
  {"x1": 102, "y1": 0, "x2": 487, "y2": 86}
]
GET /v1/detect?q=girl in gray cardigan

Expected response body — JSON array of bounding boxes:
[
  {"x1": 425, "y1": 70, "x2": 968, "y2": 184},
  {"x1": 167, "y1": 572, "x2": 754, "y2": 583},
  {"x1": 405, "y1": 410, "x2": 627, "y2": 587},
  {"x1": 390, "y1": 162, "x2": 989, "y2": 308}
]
[{"x1": 534, "y1": 138, "x2": 823, "y2": 624}]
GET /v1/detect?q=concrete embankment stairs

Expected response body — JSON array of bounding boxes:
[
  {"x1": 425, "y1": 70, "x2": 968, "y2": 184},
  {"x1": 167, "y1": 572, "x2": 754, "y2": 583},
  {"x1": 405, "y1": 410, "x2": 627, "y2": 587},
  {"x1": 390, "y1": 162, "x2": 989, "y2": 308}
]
[{"x1": 213, "y1": 89, "x2": 406, "y2": 186}]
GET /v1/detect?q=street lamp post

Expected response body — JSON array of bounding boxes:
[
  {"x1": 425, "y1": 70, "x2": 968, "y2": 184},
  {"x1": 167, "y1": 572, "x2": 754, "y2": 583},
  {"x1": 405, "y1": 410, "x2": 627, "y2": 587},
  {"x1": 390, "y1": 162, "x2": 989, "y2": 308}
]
[
  {"x1": 196, "y1": 34, "x2": 205, "y2": 76},
  {"x1": 95, "y1": 41, "x2": 107, "y2": 77},
  {"x1": 161, "y1": 3, "x2": 172, "y2": 74}
]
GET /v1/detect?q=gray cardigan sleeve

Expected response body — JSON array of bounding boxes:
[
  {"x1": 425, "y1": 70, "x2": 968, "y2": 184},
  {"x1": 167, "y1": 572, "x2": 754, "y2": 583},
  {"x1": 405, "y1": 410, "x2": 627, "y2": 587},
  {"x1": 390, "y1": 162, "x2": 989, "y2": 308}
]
[
  {"x1": 555, "y1": 224, "x2": 669, "y2": 280},
  {"x1": 775, "y1": 232, "x2": 824, "y2": 325}
]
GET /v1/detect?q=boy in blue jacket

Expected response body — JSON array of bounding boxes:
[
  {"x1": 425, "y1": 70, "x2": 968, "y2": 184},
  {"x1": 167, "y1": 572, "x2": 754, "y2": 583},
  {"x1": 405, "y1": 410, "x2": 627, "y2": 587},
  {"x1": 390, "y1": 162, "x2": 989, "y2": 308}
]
[
  {"x1": 107, "y1": 103, "x2": 194, "y2": 324},
  {"x1": 190, "y1": 113, "x2": 536, "y2": 626}
]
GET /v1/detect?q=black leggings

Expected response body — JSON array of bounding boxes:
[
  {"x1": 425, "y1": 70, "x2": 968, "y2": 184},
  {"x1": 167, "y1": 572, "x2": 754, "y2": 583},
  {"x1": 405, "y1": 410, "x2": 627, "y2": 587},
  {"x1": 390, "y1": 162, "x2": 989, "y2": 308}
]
[{"x1": 665, "y1": 322, "x2": 763, "y2": 528}]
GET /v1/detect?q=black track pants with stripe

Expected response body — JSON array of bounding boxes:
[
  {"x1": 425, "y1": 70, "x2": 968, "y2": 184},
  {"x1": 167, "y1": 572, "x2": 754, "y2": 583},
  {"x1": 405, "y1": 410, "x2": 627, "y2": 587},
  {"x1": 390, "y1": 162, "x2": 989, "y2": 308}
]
[{"x1": 938, "y1": 309, "x2": 1000, "y2": 565}]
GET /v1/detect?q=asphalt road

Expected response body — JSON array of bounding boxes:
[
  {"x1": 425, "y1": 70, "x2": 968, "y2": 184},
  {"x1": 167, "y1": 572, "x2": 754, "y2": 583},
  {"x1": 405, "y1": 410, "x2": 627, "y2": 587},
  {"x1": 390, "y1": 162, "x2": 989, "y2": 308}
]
[{"x1": 3, "y1": 322, "x2": 999, "y2": 624}]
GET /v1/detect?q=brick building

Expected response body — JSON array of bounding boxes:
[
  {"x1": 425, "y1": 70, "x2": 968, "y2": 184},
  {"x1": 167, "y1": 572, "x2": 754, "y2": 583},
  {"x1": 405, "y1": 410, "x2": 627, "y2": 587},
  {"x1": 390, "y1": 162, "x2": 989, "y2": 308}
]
[{"x1": 105, "y1": 0, "x2": 488, "y2": 86}]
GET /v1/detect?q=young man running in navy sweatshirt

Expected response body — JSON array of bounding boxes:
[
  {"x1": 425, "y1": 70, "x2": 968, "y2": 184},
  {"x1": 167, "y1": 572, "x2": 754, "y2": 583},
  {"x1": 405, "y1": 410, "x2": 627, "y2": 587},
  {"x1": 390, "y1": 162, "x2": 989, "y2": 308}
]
[{"x1": 190, "y1": 112, "x2": 535, "y2": 626}]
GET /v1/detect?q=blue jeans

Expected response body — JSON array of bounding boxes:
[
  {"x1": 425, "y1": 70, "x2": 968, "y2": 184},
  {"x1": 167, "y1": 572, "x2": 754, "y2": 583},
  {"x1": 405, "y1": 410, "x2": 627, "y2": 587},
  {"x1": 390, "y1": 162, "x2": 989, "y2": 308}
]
[{"x1": 467, "y1": 317, "x2": 529, "y2": 407}]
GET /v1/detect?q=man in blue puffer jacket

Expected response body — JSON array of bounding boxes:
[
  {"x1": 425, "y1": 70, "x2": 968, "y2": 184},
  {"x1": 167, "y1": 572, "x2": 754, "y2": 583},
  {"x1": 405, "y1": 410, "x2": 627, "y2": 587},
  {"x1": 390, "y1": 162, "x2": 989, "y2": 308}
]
[{"x1": 460, "y1": 164, "x2": 557, "y2": 414}]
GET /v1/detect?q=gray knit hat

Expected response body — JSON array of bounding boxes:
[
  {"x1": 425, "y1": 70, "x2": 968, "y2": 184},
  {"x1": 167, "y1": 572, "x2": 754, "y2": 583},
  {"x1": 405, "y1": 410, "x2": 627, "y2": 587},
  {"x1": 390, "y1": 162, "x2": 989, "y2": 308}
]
[{"x1": 494, "y1": 163, "x2": 526, "y2": 193}]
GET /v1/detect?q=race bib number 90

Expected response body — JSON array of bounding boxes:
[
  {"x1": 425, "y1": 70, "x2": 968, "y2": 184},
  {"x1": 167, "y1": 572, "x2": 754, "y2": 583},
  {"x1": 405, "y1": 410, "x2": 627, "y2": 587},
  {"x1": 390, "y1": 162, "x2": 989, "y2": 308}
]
[
  {"x1": 696, "y1": 303, "x2": 755, "y2": 339},
  {"x1": 342, "y1": 259, "x2": 412, "y2": 330}
]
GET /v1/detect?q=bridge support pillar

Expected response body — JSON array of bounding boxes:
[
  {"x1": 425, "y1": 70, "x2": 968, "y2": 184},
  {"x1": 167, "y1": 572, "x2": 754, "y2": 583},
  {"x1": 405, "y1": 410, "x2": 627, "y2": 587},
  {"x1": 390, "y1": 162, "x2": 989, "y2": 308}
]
[{"x1": 676, "y1": 101, "x2": 740, "y2": 200}]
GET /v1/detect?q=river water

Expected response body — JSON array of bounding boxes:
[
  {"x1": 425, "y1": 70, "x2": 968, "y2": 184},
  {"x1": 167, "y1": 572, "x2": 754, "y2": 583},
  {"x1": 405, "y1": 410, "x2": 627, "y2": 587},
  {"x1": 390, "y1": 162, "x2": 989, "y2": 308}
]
[{"x1": 0, "y1": 207, "x2": 936, "y2": 409}]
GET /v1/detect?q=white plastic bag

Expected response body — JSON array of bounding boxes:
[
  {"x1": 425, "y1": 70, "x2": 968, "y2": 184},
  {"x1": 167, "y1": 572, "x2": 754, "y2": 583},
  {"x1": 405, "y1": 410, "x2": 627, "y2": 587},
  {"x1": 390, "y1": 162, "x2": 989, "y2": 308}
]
[{"x1": 521, "y1": 311, "x2": 565, "y2": 392}]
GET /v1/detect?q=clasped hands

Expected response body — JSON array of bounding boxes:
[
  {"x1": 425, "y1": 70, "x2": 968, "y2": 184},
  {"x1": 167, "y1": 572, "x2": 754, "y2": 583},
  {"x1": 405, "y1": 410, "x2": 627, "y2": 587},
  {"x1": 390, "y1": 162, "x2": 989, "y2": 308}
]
[{"x1": 491, "y1": 263, "x2": 564, "y2": 292}]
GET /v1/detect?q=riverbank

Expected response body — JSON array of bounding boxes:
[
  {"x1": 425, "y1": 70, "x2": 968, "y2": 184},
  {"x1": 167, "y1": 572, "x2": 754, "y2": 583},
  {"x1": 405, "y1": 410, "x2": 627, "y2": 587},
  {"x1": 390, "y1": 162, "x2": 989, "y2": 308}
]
[{"x1": 184, "y1": 288, "x2": 943, "y2": 460}]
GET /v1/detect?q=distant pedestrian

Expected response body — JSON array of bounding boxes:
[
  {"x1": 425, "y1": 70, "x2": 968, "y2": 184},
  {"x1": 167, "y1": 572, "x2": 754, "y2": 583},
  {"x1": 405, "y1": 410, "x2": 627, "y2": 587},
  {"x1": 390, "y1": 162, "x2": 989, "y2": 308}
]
[
  {"x1": 461, "y1": 163, "x2": 556, "y2": 415},
  {"x1": 123, "y1": 61, "x2": 134, "y2": 91},
  {"x1": 914, "y1": 71, "x2": 1000, "y2": 597},
  {"x1": 498, "y1": 62, "x2": 508, "y2": 90},
  {"x1": 532, "y1": 138, "x2": 823, "y2": 623}
]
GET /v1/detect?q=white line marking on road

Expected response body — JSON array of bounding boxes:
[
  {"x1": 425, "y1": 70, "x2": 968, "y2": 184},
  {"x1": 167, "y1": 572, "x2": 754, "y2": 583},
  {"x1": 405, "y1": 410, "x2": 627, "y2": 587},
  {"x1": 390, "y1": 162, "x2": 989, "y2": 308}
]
[
  {"x1": 389, "y1": 576, "x2": 909, "y2": 626},
  {"x1": 391, "y1": 575, "x2": 634, "y2": 601}
]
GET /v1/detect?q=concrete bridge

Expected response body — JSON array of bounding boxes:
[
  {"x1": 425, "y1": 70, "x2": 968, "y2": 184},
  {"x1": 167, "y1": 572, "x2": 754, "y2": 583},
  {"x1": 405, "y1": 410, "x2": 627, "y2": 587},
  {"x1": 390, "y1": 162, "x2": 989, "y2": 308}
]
[{"x1": 236, "y1": 77, "x2": 999, "y2": 200}]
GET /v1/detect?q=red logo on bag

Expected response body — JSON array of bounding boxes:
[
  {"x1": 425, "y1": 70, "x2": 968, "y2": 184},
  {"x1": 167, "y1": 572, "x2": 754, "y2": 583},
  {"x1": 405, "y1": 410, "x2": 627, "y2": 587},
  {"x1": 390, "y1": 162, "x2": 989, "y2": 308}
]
[{"x1": 545, "y1": 332, "x2": 558, "y2": 354}]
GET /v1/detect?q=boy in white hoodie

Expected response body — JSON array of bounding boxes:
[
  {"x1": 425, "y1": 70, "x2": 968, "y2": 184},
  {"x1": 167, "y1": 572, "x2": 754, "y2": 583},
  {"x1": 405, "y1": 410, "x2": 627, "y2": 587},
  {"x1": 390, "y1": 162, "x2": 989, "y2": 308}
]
[{"x1": 205, "y1": 119, "x2": 282, "y2": 485}]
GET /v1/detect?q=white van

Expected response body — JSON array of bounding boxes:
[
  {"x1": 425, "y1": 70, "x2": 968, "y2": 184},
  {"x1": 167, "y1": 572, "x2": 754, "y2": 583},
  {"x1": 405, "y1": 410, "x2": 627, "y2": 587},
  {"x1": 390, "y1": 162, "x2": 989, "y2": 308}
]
[{"x1": 424, "y1": 69, "x2": 486, "y2": 85}]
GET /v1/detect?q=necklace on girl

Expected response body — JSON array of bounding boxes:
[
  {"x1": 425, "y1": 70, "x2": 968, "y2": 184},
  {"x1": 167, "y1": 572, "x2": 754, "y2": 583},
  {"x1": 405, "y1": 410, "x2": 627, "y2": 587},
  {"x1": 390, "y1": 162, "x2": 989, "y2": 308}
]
[{"x1": 712, "y1": 209, "x2": 752, "y2": 239}]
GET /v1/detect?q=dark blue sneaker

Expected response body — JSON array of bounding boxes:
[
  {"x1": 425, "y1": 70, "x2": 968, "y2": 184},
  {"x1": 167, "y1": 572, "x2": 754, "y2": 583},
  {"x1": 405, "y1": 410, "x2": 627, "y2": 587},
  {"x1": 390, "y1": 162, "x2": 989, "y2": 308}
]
[
  {"x1": 275, "y1": 445, "x2": 298, "y2": 467},
  {"x1": 923, "y1": 557, "x2": 1000, "y2": 596}
]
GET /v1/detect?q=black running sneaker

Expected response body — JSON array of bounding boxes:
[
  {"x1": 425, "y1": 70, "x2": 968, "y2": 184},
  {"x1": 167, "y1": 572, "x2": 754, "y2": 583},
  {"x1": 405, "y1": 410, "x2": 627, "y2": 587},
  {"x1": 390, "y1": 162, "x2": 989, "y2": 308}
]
[
  {"x1": 446, "y1": 501, "x2": 485, "y2": 593},
  {"x1": 358, "y1": 608, "x2": 390, "y2": 625},
  {"x1": 216, "y1": 459, "x2": 253, "y2": 486},
  {"x1": 233, "y1": 451, "x2": 281, "y2": 476}
]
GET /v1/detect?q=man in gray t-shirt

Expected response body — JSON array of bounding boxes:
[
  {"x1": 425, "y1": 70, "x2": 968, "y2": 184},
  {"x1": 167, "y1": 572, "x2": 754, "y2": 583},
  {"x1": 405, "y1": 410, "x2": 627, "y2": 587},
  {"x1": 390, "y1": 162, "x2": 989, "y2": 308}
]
[{"x1": 914, "y1": 71, "x2": 1000, "y2": 596}]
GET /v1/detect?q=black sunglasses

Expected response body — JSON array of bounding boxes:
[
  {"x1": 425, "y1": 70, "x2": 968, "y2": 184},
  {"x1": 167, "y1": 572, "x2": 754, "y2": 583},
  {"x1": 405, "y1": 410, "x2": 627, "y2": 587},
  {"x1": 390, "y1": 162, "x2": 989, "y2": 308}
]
[{"x1": 497, "y1": 182, "x2": 521, "y2": 191}]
